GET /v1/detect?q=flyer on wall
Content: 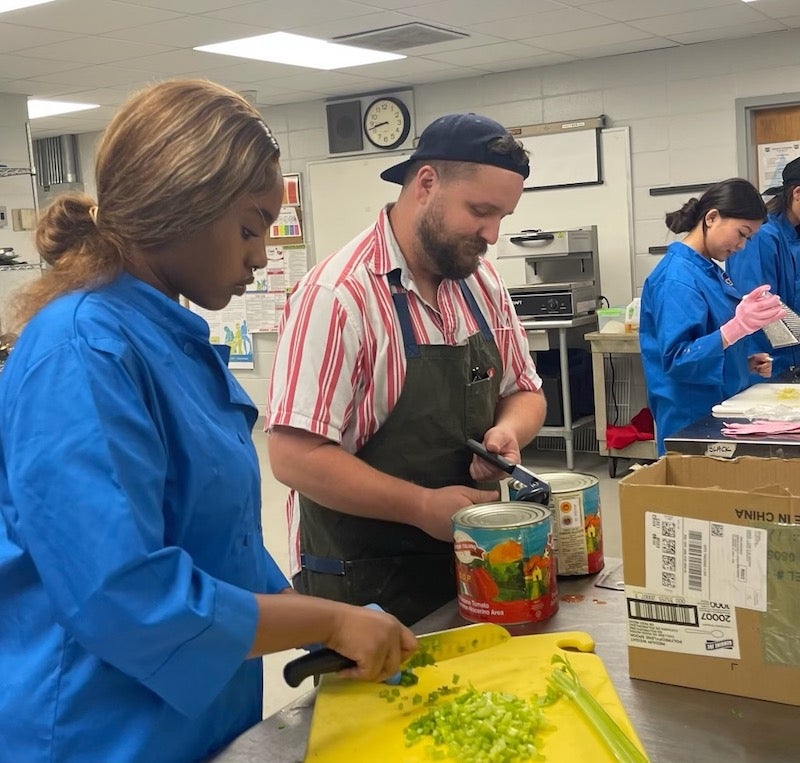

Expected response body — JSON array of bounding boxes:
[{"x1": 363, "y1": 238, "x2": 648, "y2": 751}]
[
  {"x1": 189, "y1": 296, "x2": 254, "y2": 369},
  {"x1": 757, "y1": 140, "x2": 800, "y2": 194}
]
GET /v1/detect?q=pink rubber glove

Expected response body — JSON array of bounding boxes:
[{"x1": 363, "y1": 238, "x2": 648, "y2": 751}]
[{"x1": 720, "y1": 285, "x2": 786, "y2": 346}]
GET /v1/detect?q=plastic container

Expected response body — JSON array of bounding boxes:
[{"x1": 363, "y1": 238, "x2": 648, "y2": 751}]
[
  {"x1": 624, "y1": 298, "x2": 641, "y2": 334},
  {"x1": 597, "y1": 307, "x2": 626, "y2": 333}
]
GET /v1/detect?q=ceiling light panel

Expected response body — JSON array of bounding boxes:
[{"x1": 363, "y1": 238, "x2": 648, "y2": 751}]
[
  {"x1": 195, "y1": 32, "x2": 405, "y2": 70},
  {"x1": 28, "y1": 99, "x2": 100, "y2": 119},
  {"x1": 0, "y1": 0, "x2": 55, "y2": 12}
]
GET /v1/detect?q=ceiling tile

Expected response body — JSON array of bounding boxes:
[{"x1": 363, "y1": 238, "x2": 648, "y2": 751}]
[
  {"x1": 14, "y1": 36, "x2": 171, "y2": 65},
  {"x1": 201, "y1": 0, "x2": 381, "y2": 29},
  {"x1": 668, "y1": 20, "x2": 786, "y2": 45},
  {"x1": 474, "y1": 52, "x2": 575, "y2": 73},
  {"x1": 0, "y1": 0, "x2": 793, "y2": 139},
  {"x1": 411, "y1": 0, "x2": 563, "y2": 26},
  {"x1": 750, "y1": 0, "x2": 800, "y2": 18},
  {"x1": 123, "y1": 0, "x2": 252, "y2": 11},
  {"x1": 585, "y1": 0, "x2": 734, "y2": 23},
  {"x1": 571, "y1": 38, "x2": 678, "y2": 59},
  {"x1": 30, "y1": 65, "x2": 161, "y2": 89},
  {"x1": 629, "y1": 4, "x2": 764, "y2": 36},
  {"x1": 525, "y1": 23, "x2": 655, "y2": 53},
  {"x1": 467, "y1": 8, "x2": 613, "y2": 40},
  {"x1": 0, "y1": 53, "x2": 87, "y2": 79},
  {"x1": 0, "y1": 0, "x2": 180, "y2": 35},
  {"x1": 105, "y1": 48, "x2": 239, "y2": 75},
  {"x1": 0, "y1": 22, "x2": 81, "y2": 53},
  {"x1": 292, "y1": 11, "x2": 413, "y2": 39},
  {"x1": 103, "y1": 14, "x2": 272, "y2": 46},
  {"x1": 425, "y1": 41, "x2": 542, "y2": 67}
]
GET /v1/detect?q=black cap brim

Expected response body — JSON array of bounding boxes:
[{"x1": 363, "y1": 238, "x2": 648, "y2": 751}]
[
  {"x1": 762, "y1": 185, "x2": 783, "y2": 196},
  {"x1": 380, "y1": 158, "x2": 414, "y2": 185}
]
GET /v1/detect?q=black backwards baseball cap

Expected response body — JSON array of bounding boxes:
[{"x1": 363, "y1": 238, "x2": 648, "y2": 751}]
[
  {"x1": 763, "y1": 156, "x2": 800, "y2": 196},
  {"x1": 380, "y1": 113, "x2": 530, "y2": 185}
]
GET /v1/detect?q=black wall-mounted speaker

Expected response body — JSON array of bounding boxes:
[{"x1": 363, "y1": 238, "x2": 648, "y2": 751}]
[{"x1": 326, "y1": 100, "x2": 364, "y2": 154}]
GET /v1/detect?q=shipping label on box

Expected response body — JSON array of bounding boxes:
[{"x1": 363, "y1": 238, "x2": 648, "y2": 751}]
[
  {"x1": 626, "y1": 584, "x2": 741, "y2": 659},
  {"x1": 642, "y1": 512, "x2": 767, "y2": 610}
]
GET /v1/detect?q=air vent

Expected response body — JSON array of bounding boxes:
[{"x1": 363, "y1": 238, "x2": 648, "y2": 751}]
[
  {"x1": 334, "y1": 23, "x2": 468, "y2": 51},
  {"x1": 33, "y1": 135, "x2": 81, "y2": 187}
]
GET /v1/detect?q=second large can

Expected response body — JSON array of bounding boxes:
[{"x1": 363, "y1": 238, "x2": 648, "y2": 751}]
[
  {"x1": 542, "y1": 471, "x2": 604, "y2": 576},
  {"x1": 452, "y1": 503, "x2": 558, "y2": 625}
]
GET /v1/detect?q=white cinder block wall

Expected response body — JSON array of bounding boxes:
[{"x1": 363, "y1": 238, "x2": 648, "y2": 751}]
[{"x1": 7, "y1": 29, "x2": 800, "y2": 414}]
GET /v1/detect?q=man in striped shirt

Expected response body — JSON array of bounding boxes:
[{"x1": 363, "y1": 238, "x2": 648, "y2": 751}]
[{"x1": 266, "y1": 113, "x2": 547, "y2": 624}]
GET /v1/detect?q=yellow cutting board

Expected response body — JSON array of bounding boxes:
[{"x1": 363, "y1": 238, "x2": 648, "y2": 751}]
[{"x1": 305, "y1": 631, "x2": 648, "y2": 762}]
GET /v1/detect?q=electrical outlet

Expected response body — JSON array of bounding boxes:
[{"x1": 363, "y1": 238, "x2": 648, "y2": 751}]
[{"x1": 0, "y1": 206, "x2": 7, "y2": 228}]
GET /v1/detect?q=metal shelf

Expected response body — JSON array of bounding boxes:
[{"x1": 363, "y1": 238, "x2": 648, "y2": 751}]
[{"x1": 0, "y1": 167, "x2": 33, "y2": 178}]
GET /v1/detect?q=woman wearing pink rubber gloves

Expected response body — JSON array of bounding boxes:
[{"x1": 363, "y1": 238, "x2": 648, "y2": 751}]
[{"x1": 640, "y1": 178, "x2": 786, "y2": 454}]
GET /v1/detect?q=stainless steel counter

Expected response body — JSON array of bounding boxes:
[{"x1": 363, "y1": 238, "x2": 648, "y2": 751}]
[
  {"x1": 208, "y1": 562, "x2": 798, "y2": 763},
  {"x1": 665, "y1": 414, "x2": 800, "y2": 458}
]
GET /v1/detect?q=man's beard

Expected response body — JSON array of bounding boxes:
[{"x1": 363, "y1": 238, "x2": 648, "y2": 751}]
[{"x1": 417, "y1": 205, "x2": 487, "y2": 280}]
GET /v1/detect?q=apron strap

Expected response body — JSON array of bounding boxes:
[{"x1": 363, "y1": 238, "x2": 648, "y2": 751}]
[
  {"x1": 301, "y1": 553, "x2": 346, "y2": 576},
  {"x1": 388, "y1": 270, "x2": 495, "y2": 358},
  {"x1": 458, "y1": 280, "x2": 494, "y2": 342},
  {"x1": 387, "y1": 268, "x2": 421, "y2": 359}
]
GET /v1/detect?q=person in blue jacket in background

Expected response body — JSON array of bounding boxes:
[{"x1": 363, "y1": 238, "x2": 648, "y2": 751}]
[
  {"x1": 640, "y1": 178, "x2": 786, "y2": 454},
  {"x1": 728, "y1": 156, "x2": 800, "y2": 376},
  {"x1": 0, "y1": 79, "x2": 416, "y2": 763}
]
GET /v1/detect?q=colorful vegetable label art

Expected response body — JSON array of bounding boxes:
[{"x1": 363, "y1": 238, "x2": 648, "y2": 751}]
[
  {"x1": 543, "y1": 472, "x2": 604, "y2": 576},
  {"x1": 453, "y1": 503, "x2": 559, "y2": 624}
]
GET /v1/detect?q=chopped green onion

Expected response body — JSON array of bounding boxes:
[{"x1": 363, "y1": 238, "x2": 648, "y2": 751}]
[
  {"x1": 404, "y1": 687, "x2": 546, "y2": 763},
  {"x1": 398, "y1": 669, "x2": 420, "y2": 686},
  {"x1": 546, "y1": 655, "x2": 648, "y2": 763}
]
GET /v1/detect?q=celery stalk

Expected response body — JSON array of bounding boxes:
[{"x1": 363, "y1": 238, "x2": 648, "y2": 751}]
[{"x1": 546, "y1": 655, "x2": 649, "y2": 763}]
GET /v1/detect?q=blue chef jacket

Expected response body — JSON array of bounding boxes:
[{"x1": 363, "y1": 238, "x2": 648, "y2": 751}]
[
  {"x1": 727, "y1": 211, "x2": 800, "y2": 374},
  {"x1": 640, "y1": 241, "x2": 751, "y2": 454},
  {"x1": 0, "y1": 274, "x2": 289, "y2": 763}
]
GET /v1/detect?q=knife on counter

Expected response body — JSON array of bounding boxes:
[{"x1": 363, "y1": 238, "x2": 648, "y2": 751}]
[
  {"x1": 283, "y1": 622, "x2": 510, "y2": 687},
  {"x1": 466, "y1": 439, "x2": 551, "y2": 504}
]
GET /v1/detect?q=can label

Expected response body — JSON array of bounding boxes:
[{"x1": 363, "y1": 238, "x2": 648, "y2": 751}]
[
  {"x1": 543, "y1": 472, "x2": 604, "y2": 576},
  {"x1": 453, "y1": 503, "x2": 558, "y2": 625}
]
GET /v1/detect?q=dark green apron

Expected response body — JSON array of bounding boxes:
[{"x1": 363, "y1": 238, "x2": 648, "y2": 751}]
[{"x1": 294, "y1": 269, "x2": 502, "y2": 625}]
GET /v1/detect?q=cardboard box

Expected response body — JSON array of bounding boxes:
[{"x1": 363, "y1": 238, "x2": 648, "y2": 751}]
[{"x1": 619, "y1": 455, "x2": 800, "y2": 705}]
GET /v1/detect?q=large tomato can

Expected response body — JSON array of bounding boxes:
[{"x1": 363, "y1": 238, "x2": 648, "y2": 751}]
[
  {"x1": 542, "y1": 472, "x2": 604, "y2": 576},
  {"x1": 452, "y1": 503, "x2": 558, "y2": 625}
]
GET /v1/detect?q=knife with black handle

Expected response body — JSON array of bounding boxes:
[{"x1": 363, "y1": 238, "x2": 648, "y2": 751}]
[
  {"x1": 284, "y1": 622, "x2": 510, "y2": 687},
  {"x1": 284, "y1": 649, "x2": 356, "y2": 688}
]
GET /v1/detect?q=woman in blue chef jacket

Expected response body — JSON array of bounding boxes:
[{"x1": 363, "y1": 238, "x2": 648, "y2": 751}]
[
  {"x1": 640, "y1": 178, "x2": 786, "y2": 455},
  {"x1": 0, "y1": 79, "x2": 416, "y2": 763},
  {"x1": 727, "y1": 156, "x2": 800, "y2": 376}
]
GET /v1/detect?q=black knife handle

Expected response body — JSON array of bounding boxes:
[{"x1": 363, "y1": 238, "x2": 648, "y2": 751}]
[
  {"x1": 283, "y1": 648, "x2": 356, "y2": 687},
  {"x1": 466, "y1": 439, "x2": 515, "y2": 475}
]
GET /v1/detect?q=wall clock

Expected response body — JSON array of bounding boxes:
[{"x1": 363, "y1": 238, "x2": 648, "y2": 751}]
[{"x1": 363, "y1": 96, "x2": 412, "y2": 149}]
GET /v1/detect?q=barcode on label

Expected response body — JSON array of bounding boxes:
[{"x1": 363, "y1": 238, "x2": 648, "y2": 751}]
[
  {"x1": 627, "y1": 598, "x2": 699, "y2": 626},
  {"x1": 687, "y1": 529, "x2": 703, "y2": 592}
]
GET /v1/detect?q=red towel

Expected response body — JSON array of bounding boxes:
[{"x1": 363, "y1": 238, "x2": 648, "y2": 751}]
[{"x1": 606, "y1": 407, "x2": 654, "y2": 449}]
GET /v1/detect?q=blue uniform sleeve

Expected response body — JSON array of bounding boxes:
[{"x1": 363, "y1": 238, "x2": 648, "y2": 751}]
[
  {"x1": 263, "y1": 550, "x2": 290, "y2": 593},
  {"x1": 648, "y1": 276, "x2": 725, "y2": 383},
  {"x1": 3, "y1": 336, "x2": 258, "y2": 718}
]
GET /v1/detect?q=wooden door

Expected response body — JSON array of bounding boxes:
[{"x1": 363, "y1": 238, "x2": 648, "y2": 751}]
[
  {"x1": 753, "y1": 105, "x2": 800, "y2": 144},
  {"x1": 752, "y1": 104, "x2": 800, "y2": 191}
]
